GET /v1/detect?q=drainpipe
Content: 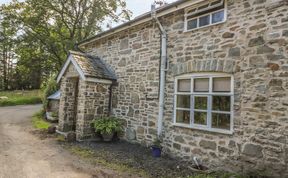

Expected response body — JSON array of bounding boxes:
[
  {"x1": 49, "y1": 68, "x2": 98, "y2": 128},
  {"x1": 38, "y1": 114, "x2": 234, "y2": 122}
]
[
  {"x1": 151, "y1": 4, "x2": 167, "y2": 137},
  {"x1": 108, "y1": 84, "x2": 113, "y2": 116}
]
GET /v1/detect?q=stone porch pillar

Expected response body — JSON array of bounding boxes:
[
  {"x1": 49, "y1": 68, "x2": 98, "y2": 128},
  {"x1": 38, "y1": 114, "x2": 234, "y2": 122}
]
[{"x1": 58, "y1": 77, "x2": 79, "y2": 132}]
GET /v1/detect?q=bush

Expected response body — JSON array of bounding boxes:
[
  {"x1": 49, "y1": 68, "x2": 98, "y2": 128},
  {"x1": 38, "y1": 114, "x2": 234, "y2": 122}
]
[
  {"x1": 42, "y1": 75, "x2": 58, "y2": 110},
  {"x1": 92, "y1": 117, "x2": 123, "y2": 135}
]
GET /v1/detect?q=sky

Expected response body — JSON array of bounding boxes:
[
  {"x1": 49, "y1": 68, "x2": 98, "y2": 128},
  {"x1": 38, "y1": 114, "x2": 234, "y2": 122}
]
[{"x1": 0, "y1": 0, "x2": 177, "y2": 18}]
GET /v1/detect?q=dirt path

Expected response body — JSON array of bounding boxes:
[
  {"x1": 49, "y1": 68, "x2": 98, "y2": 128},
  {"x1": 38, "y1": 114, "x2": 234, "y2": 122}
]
[{"x1": 0, "y1": 105, "x2": 97, "y2": 178}]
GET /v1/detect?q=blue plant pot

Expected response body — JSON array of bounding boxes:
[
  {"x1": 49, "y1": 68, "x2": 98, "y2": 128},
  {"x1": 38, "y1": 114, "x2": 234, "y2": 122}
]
[{"x1": 151, "y1": 146, "x2": 161, "y2": 157}]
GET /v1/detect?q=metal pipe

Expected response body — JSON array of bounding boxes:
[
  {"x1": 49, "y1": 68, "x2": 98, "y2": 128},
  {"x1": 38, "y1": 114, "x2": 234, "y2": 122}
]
[
  {"x1": 151, "y1": 4, "x2": 167, "y2": 137},
  {"x1": 108, "y1": 84, "x2": 113, "y2": 116}
]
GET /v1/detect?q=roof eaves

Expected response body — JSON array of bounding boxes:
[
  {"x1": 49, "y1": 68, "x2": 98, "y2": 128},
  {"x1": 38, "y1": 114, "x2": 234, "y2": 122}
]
[{"x1": 78, "y1": 0, "x2": 203, "y2": 46}]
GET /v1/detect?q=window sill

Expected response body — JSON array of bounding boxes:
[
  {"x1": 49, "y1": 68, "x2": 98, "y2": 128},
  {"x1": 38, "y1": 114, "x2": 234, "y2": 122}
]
[
  {"x1": 172, "y1": 123, "x2": 233, "y2": 135},
  {"x1": 183, "y1": 20, "x2": 226, "y2": 33}
]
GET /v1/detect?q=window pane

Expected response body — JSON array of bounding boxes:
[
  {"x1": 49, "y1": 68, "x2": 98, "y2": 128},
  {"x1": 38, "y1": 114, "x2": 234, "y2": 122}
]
[
  {"x1": 212, "y1": 10, "x2": 224, "y2": 23},
  {"x1": 213, "y1": 77, "x2": 231, "y2": 92},
  {"x1": 212, "y1": 113, "x2": 230, "y2": 130},
  {"x1": 212, "y1": 96, "x2": 231, "y2": 111},
  {"x1": 194, "y1": 96, "x2": 207, "y2": 110},
  {"x1": 194, "y1": 112, "x2": 207, "y2": 125},
  {"x1": 194, "y1": 78, "x2": 209, "y2": 92},
  {"x1": 176, "y1": 110, "x2": 190, "y2": 124},
  {"x1": 178, "y1": 79, "x2": 191, "y2": 92},
  {"x1": 199, "y1": 15, "x2": 210, "y2": 27},
  {"x1": 177, "y1": 95, "x2": 190, "y2": 108},
  {"x1": 187, "y1": 19, "x2": 197, "y2": 30}
]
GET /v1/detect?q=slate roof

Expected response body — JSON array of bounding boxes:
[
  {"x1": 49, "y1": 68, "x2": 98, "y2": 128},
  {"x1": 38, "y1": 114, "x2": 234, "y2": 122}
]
[
  {"x1": 69, "y1": 50, "x2": 117, "y2": 81},
  {"x1": 47, "y1": 90, "x2": 61, "y2": 100}
]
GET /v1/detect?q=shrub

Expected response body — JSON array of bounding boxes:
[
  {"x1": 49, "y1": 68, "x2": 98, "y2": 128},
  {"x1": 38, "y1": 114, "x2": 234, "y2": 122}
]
[
  {"x1": 42, "y1": 75, "x2": 58, "y2": 110},
  {"x1": 92, "y1": 117, "x2": 123, "y2": 135},
  {"x1": 152, "y1": 138, "x2": 162, "y2": 148}
]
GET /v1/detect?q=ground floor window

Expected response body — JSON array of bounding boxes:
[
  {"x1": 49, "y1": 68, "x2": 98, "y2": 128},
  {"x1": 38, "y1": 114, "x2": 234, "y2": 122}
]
[{"x1": 174, "y1": 73, "x2": 233, "y2": 134}]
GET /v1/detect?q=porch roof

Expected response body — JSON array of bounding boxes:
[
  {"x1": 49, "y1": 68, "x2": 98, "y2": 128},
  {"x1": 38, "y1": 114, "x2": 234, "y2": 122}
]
[
  {"x1": 47, "y1": 90, "x2": 61, "y2": 100},
  {"x1": 57, "y1": 51, "x2": 117, "y2": 84}
]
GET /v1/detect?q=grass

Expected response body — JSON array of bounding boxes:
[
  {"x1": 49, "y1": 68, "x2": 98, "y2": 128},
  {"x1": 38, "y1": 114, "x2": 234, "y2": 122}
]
[
  {"x1": 0, "y1": 90, "x2": 42, "y2": 106},
  {"x1": 32, "y1": 111, "x2": 51, "y2": 130},
  {"x1": 56, "y1": 135, "x2": 66, "y2": 142},
  {"x1": 67, "y1": 145, "x2": 149, "y2": 178}
]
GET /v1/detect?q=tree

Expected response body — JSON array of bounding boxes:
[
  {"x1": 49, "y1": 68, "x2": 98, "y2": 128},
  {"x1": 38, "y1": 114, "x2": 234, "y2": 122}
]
[
  {"x1": 0, "y1": 0, "x2": 131, "y2": 90},
  {"x1": 154, "y1": 0, "x2": 168, "y2": 7},
  {"x1": 0, "y1": 10, "x2": 17, "y2": 90}
]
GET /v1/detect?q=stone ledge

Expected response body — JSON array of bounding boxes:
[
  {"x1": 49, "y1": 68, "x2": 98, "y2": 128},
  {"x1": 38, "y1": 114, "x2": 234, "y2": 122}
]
[{"x1": 172, "y1": 59, "x2": 236, "y2": 76}]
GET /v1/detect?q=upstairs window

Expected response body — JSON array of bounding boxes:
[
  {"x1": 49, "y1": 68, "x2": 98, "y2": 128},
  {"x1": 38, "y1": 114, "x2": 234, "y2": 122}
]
[
  {"x1": 174, "y1": 73, "x2": 233, "y2": 134},
  {"x1": 185, "y1": 0, "x2": 226, "y2": 31}
]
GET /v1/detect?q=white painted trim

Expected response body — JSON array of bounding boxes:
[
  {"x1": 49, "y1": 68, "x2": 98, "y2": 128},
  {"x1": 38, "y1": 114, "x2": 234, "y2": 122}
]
[
  {"x1": 173, "y1": 123, "x2": 233, "y2": 135},
  {"x1": 184, "y1": 4, "x2": 226, "y2": 32},
  {"x1": 173, "y1": 73, "x2": 234, "y2": 134},
  {"x1": 56, "y1": 55, "x2": 86, "y2": 83},
  {"x1": 185, "y1": 0, "x2": 224, "y2": 15},
  {"x1": 57, "y1": 55, "x2": 114, "y2": 84},
  {"x1": 57, "y1": 56, "x2": 71, "y2": 83},
  {"x1": 86, "y1": 77, "x2": 113, "y2": 84},
  {"x1": 79, "y1": 0, "x2": 206, "y2": 47}
]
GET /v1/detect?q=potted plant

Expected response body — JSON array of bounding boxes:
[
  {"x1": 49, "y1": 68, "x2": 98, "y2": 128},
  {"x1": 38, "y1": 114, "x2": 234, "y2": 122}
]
[
  {"x1": 92, "y1": 117, "x2": 122, "y2": 142},
  {"x1": 151, "y1": 138, "x2": 162, "y2": 157}
]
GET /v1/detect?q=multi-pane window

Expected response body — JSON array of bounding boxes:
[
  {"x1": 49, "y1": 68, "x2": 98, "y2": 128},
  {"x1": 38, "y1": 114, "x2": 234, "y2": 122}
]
[
  {"x1": 174, "y1": 74, "x2": 233, "y2": 134},
  {"x1": 185, "y1": 0, "x2": 226, "y2": 31}
]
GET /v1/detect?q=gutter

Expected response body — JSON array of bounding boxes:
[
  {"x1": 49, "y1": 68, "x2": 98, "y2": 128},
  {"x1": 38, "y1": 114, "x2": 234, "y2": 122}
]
[{"x1": 151, "y1": 4, "x2": 167, "y2": 138}]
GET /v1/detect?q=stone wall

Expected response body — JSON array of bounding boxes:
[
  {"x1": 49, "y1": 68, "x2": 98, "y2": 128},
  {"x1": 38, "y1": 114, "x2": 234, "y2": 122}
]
[
  {"x1": 58, "y1": 63, "x2": 111, "y2": 140},
  {"x1": 76, "y1": 80, "x2": 111, "y2": 140},
  {"x1": 48, "y1": 100, "x2": 59, "y2": 113},
  {"x1": 85, "y1": 22, "x2": 162, "y2": 143},
  {"x1": 58, "y1": 64, "x2": 79, "y2": 132},
  {"x1": 81, "y1": 0, "x2": 288, "y2": 176}
]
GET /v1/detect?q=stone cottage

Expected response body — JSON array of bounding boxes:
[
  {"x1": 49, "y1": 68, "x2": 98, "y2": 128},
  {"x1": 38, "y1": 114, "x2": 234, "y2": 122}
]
[{"x1": 57, "y1": 0, "x2": 288, "y2": 176}]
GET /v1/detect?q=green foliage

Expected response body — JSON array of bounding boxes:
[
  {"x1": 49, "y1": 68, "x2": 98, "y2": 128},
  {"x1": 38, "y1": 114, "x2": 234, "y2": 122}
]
[
  {"x1": 51, "y1": 112, "x2": 58, "y2": 118},
  {"x1": 0, "y1": 90, "x2": 42, "y2": 106},
  {"x1": 42, "y1": 75, "x2": 58, "y2": 110},
  {"x1": 152, "y1": 138, "x2": 162, "y2": 148},
  {"x1": 32, "y1": 111, "x2": 51, "y2": 130},
  {"x1": 0, "y1": 5, "x2": 18, "y2": 90},
  {"x1": 0, "y1": 0, "x2": 132, "y2": 90},
  {"x1": 92, "y1": 117, "x2": 123, "y2": 135}
]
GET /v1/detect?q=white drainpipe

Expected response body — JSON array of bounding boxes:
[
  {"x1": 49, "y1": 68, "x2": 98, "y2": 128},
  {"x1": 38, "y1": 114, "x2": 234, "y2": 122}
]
[{"x1": 151, "y1": 4, "x2": 167, "y2": 137}]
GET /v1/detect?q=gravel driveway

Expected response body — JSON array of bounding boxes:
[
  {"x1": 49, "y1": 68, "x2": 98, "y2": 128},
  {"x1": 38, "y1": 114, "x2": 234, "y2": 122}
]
[{"x1": 0, "y1": 105, "x2": 94, "y2": 178}]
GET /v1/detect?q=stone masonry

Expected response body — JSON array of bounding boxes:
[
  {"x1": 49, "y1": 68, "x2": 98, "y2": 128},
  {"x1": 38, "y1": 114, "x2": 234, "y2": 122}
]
[
  {"x1": 58, "y1": 61, "x2": 112, "y2": 140},
  {"x1": 76, "y1": 80, "x2": 110, "y2": 140},
  {"x1": 58, "y1": 64, "x2": 79, "y2": 132},
  {"x1": 77, "y1": 0, "x2": 288, "y2": 176}
]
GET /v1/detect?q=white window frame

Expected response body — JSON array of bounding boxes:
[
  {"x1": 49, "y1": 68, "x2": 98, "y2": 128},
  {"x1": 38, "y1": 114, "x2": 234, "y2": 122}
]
[
  {"x1": 173, "y1": 73, "x2": 234, "y2": 135},
  {"x1": 184, "y1": 0, "x2": 227, "y2": 32}
]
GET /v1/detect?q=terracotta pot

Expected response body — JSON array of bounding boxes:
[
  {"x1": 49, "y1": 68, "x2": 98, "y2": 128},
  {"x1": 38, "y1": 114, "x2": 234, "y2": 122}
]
[{"x1": 102, "y1": 133, "x2": 114, "y2": 142}]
